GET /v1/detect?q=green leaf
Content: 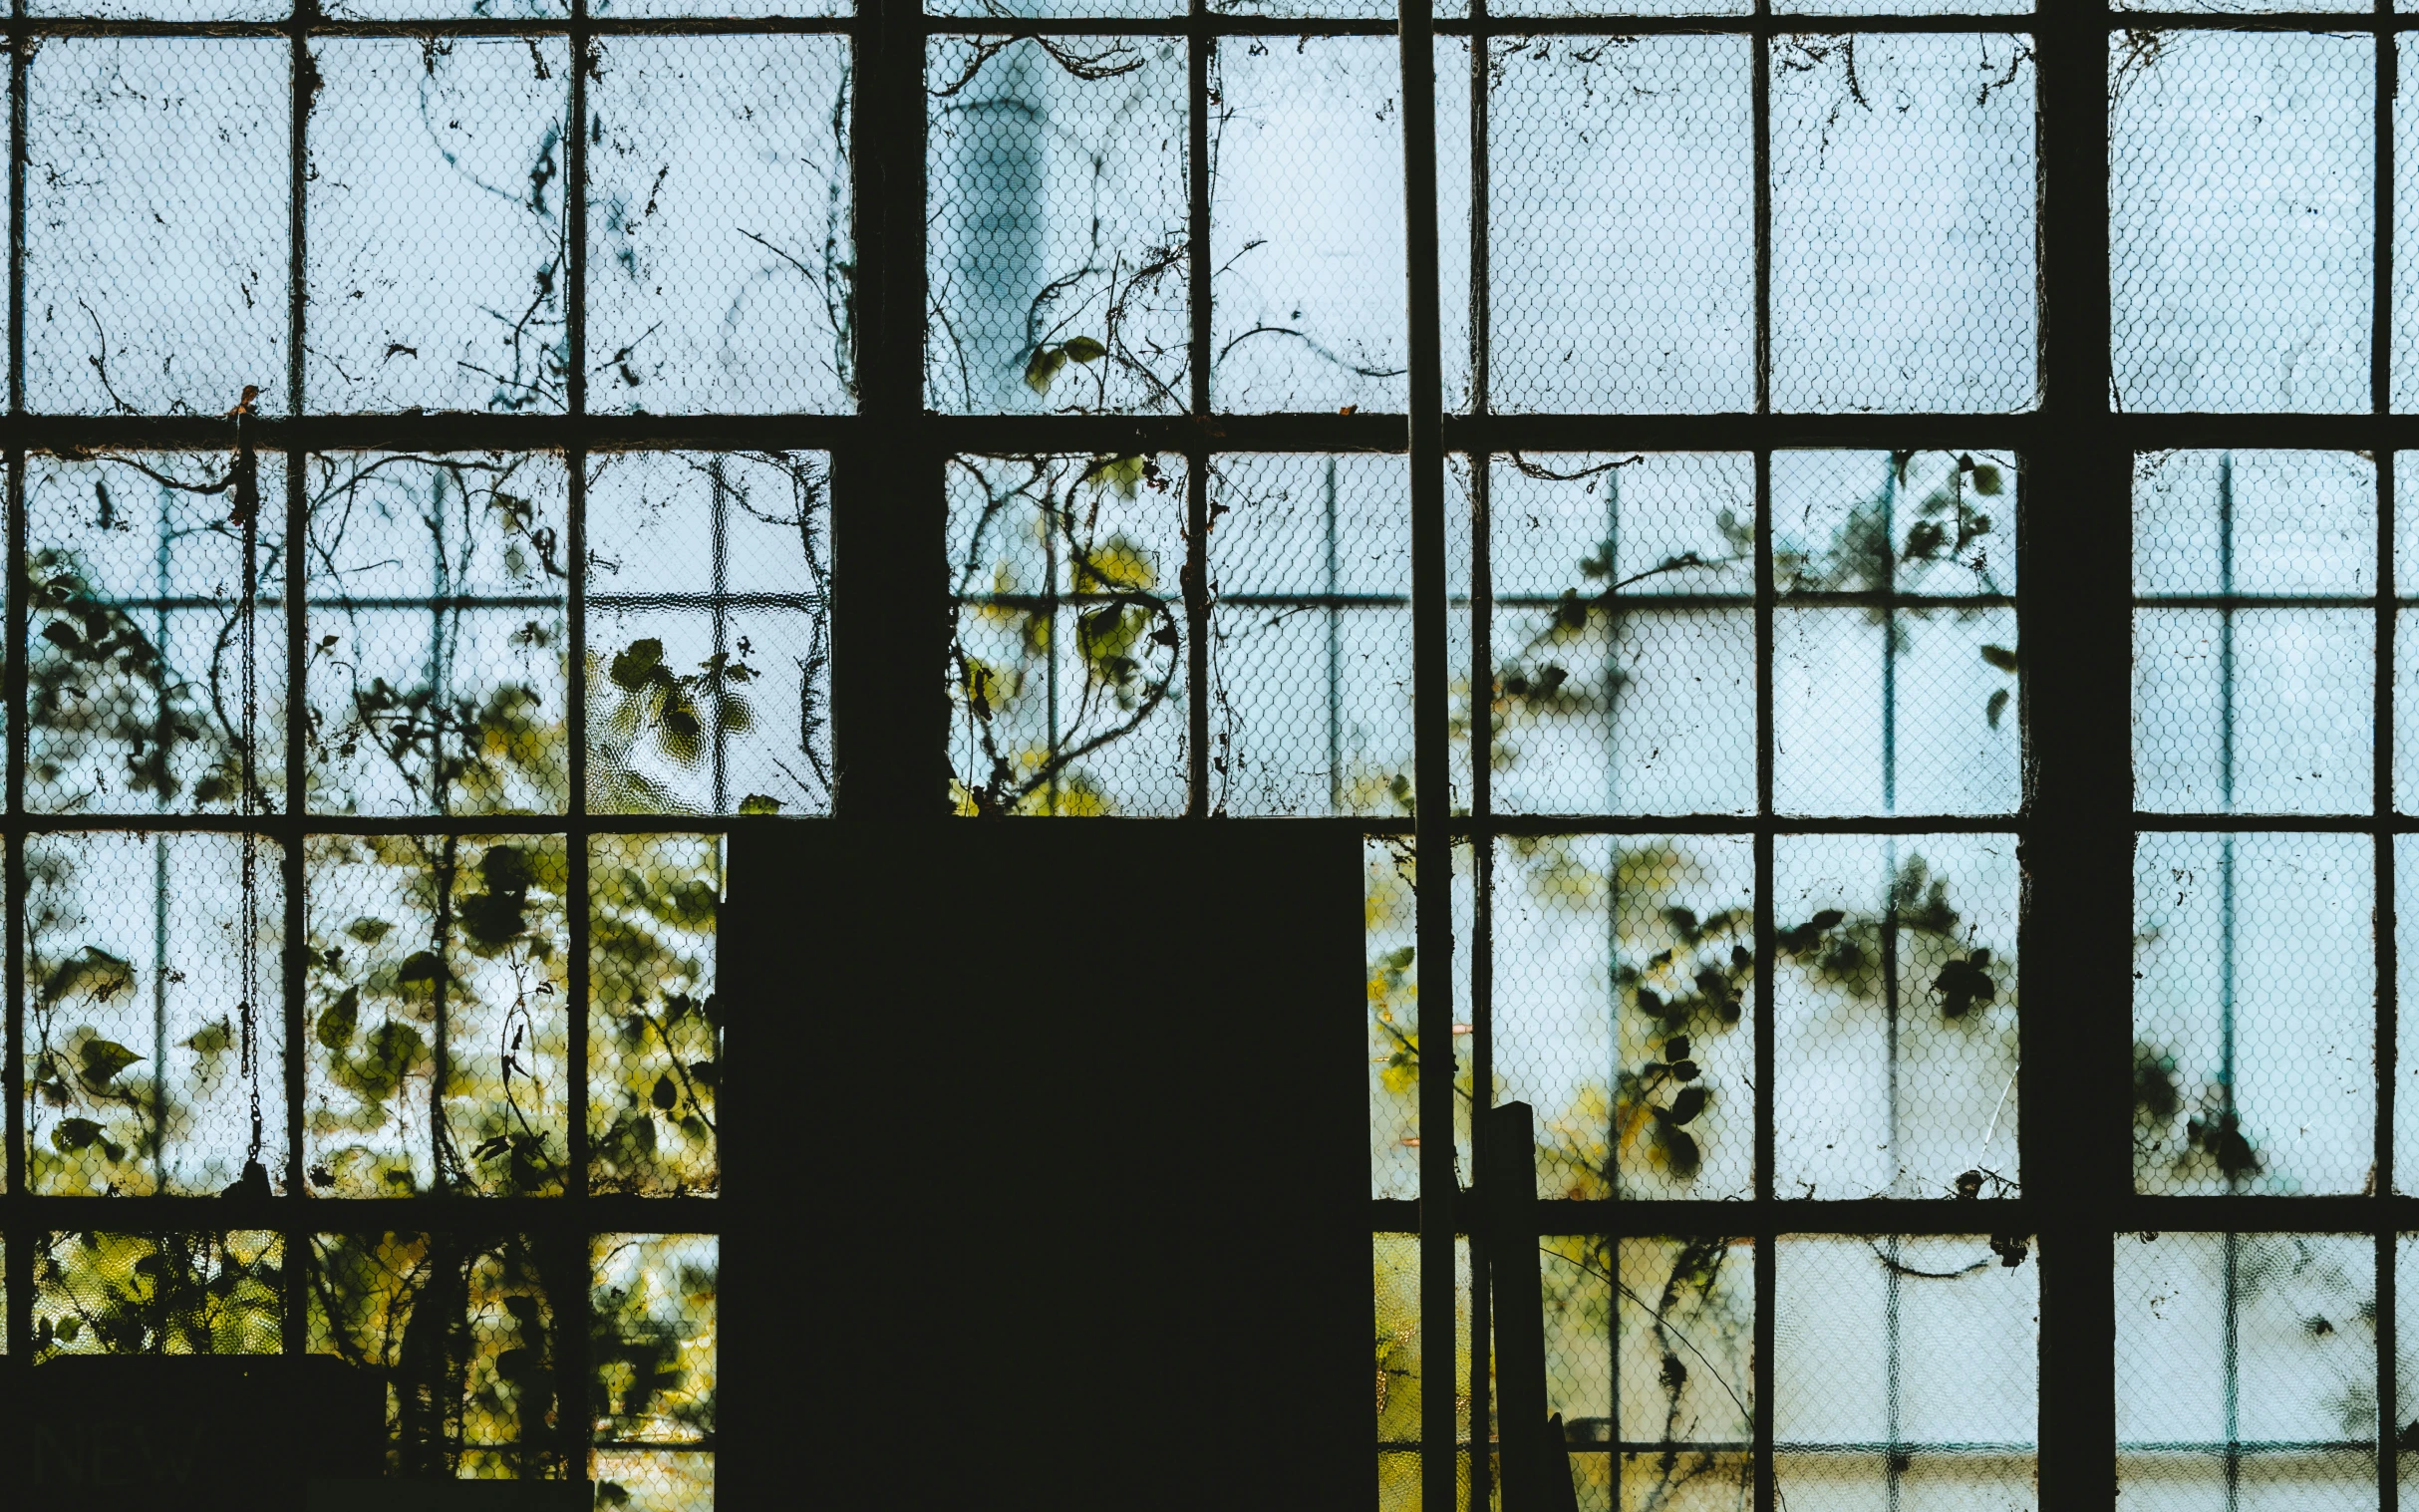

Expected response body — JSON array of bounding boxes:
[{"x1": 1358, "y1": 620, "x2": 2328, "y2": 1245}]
[
  {"x1": 1978, "y1": 644, "x2": 2020, "y2": 673},
  {"x1": 45, "y1": 947, "x2": 134, "y2": 1006},
  {"x1": 1060, "y1": 336, "x2": 1107, "y2": 364},
  {"x1": 344, "y1": 917, "x2": 394, "y2": 944},
  {"x1": 1971, "y1": 463, "x2": 2003, "y2": 496},
  {"x1": 1660, "y1": 1126, "x2": 1701, "y2": 1178},
  {"x1": 396, "y1": 950, "x2": 447, "y2": 986},
  {"x1": 54, "y1": 1315, "x2": 81, "y2": 1343},
  {"x1": 1666, "y1": 1086, "x2": 1708, "y2": 1127},
  {"x1": 651, "y1": 1074, "x2": 679, "y2": 1111},
  {"x1": 1663, "y1": 1035, "x2": 1692, "y2": 1062},
  {"x1": 1986, "y1": 688, "x2": 2010, "y2": 730},
  {"x1": 183, "y1": 1020, "x2": 233, "y2": 1056},
  {"x1": 737, "y1": 793, "x2": 782, "y2": 815},
  {"x1": 350, "y1": 1022, "x2": 428, "y2": 1102},
  {"x1": 51, "y1": 1117, "x2": 101, "y2": 1153},
  {"x1": 315, "y1": 986, "x2": 360, "y2": 1052},
  {"x1": 609, "y1": 639, "x2": 667, "y2": 693},
  {"x1": 1809, "y1": 909, "x2": 1845, "y2": 931},
  {"x1": 78, "y1": 1039, "x2": 142, "y2": 1085},
  {"x1": 1934, "y1": 955, "x2": 1997, "y2": 1018},
  {"x1": 38, "y1": 619, "x2": 81, "y2": 650},
  {"x1": 481, "y1": 844, "x2": 535, "y2": 896},
  {"x1": 1667, "y1": 1058, "x2": 1700, "y2": 1083},
  {"x1": 1024, "y1": 345, "x2": 1070, "y2": 394}
]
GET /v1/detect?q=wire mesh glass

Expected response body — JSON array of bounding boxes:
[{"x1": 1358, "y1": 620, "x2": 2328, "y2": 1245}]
[
  {"x1": 2134, "y1": 830, "x2": 2374, "y2": 1197},
  {"x1": 1772, "y1": 833, "x2": 2021, "y2": 1201},
  {"x1": 34, "y1": 1230, "x2": 283, "y2": 1360},
  {"x1": 2116, "y1": 1232, "x2": 2376, "y2": 1507},
  {"x1": 590, "y1": 834, "x2": 721, "y2": 1197},
  {"x1": 2110, "y1": 30, "x2": 2374, "y2": 415},
  {"x1": 1776, "y1": 1235, "x2": 2039, "y2": 1510}
]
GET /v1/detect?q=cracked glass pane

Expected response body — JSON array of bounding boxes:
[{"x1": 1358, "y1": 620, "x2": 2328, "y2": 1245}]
[
  {"x1": 27, "y1": 39, "x2": 288, "y2": 417},
  {"x1": 25, "y1": 832, "x2": 284, "y2": 1196},
  {"x1": 927, "y1": 37, "x2": 1187, "y2": 414},
  {"x1": 303, "y1": 833, "x2": 570, "y2": 1198},
  {"x1": 304, "y1": 452, "x2": 570, "y2": 817},
  {"x1": 26, "y1": 451, "x2": 289, "y2": 816},
  {"x1": 307, "y1": 39, "x2": 570, "y2": 414},
  {"x1": 589, "y1": 37, "x2": 854, "y2": 415},
  {"x1": 2111, "y1": 30, "x2": 2373, "y2": 414},
  {"x1": 1208, "y1": 37, "x2": 1405, "y2": 414},
  {"x1": 1773, "y1": 834, "x2": 2022, "y2": 1201},
  {"x1": 587, "y1": 451, "x2": 832, "y2": 816},
  {"x1": 1769, "y1": 35, "x2": 2038, "y2": 413},
  {"x1": 2135, "y1": 831, "x2": 2373, "y2": 1197},
  {"x1": 1488, "y1": 37, "x2": 1754, "y2": 415}
]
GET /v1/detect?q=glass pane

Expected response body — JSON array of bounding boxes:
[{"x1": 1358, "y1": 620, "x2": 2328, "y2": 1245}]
[
  {"x1": 926, "y1": 37, "x2": 1187, "y2": 414},
  {"x1": 1494, "y1": 835, "x2": 1757, "y2": 1202},
  {"x1": 2136, "y1": 451, "x2": 2376, "y2": 596},
  {"x1": 1774, "y1": 835, "x2": 2022, "y2": 1201},
  {"x1": 1777, "y1": 1236, "x2": 2039, "y2": 1508},
  {"x1": 2118, "y1": 1233, "x2": 2375, "y2": 1506},
  {"x1": 2134, "y1": 831, "x2": 2373, "y2": 1196},
  {"x1": 593, "y1": 1234, "x2": 717, "y2": 1448},
  {"x1": 598, "y1": 0, "x2": 840, "y2": 18},
  {"x1": 587, "y1": 451, "x2": 833, "y2": 816},
  {"x1": 304, "y1": 452, "x2": 570, "y2": 816},
  {"x1": 27, "y1": 39, "x2": 288, "y2": 416},
  {"x1": 2399, "y1": 38, "x2": 2419, "y2": 407},
  {"x1": 1776, "y1": 450, "x2": 2016, "y2": 597},
  {"x1": 2398, "y1": 841, "x2": 2419, "y2": 1191},
  {"x1": 303, "y1": 834, "x2": 571, "y2": 1197},
  {"x1": 589, "y1": 834, "x2": 721, "y2": 1198},
  {"x1": 26, "y1": 833, "x2": 282, "y2": 1196},
  {"x1": 34, "y1": 1231, "x2": 282, "y2": 1358},
  {"x1": 589, "y1": 37, "x2": 853, "y2": 415},
  {"x1": 1367, "y1": 837, "x2": 1419, "y2": 1201},
  {"x1": 1769, "y1": 35, "x2": 2038, "y2": 413},
  {"x1": 1208, "y1": 454, "x2": 1411, "y2": 815},
  {"x1": 2110, "y1": 31, "x2": 2373, "y2": 414},
  {"x1": 1488, "y1": 454, "x2": 1757, "y2": 818},
  {"x1": 307, "y1": 39, "x2": 570, "y2": 413},
  {"x1": 946, "y1": 453, "x2": 1188, "y2": 816},
  {"x1": 2134, "y1": 609, "x2": 2373, "y2": 815},
  {"x1": 1488, "y1": 38, "x2": 1754, "y2": 415},
  {"x1": 1208, "y1": 38, "x2": 1403, "y2": 414},
  {"x1": 27, "y1": 451, "x2": 287, "y2": 815},
  {"x1": 309, "y1": 1232, "x2": 563, "y2": 1476}
]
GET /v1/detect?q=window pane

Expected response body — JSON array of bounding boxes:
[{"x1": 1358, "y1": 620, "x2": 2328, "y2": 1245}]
[
  {"x1": 2135, "y1": 608, "x2": 2374, "y2": 815},
  {"x1": 1556, "y1": 1235, "x2": 1753, "y2": 1504},
  {"x1": 2118, "y1": 1233, "x2": 2376, "y2": 1506},
  {"x1": 589, "y1": 835, "x2": 721, "y2": 1198},
  {"x1": 1208, "y1": 454, "x2": 1410, "y2": 816},
  {"x1": 307, "y1": 40, "x2": 569, "y2": 413},
  {"x1": 36, "y1": 1231, "x2": 283, "y2": 1357},
  {"x1": 1209, "y1": 38, "x2": 1404, "y2": 414},
  {"x1": 1774, "y1": 834, "x2": 2021, "y2": 1200},
  {"x1": 304, "y1": 452, "x2": 570, "y2": 817},
  {"x1": 1488, "y1": 37, "x2": 1754, "y2": 414},
  {"x1": 1367, "y1": 838, "x2": 1419, "y2": 1201},
  {"x1": 2137, "y1": 451, "x2": 2376, "y2": 596},
  {"x1": 1494, "y1": 834, "x2": 1757, "y2": 1201},
  {"x1": 26, "y1": 832, "x2": 283, "y2": 1196},
  {"x1": 593, "y1": 1234, "x2": 717, "y2": 1453},
  {"x1": 27, "y1": 39, "x2": 287, "y2": 416},
  {"x1": 27, "y1": 451, "x2": 287, "y2": 815},
  {"x1": 587, "y1": 451, "x2": 832, "y2": 817},
  {"x1": 304, "y1": 834, "x2": 571, "y2": 1197},
  {"x1": 588, "y1": 37, "x2": 852, "y2": 416},
  {"x1": 2134, "y1": 831, "x2": 2373, "y2": 1196},
  {"x1": 1769, "y1": 35, "x2": 2038, "y2": 413},
  {"x1": 2111, "y1": 31, "x2": 2373, "y2": 414},
  {"x1": 927, "y1": 38, "x2": 1187, "y2": 414},
  {"x1": 946, "y1": 453, "x2": 1188, "y2": 816},
  {"x1": 1489, "y1": 454, "x2": 1757, "y2": 817},
  {"x1": 1777, "y1": 1236, "x2": 2039, "y2": 1508},
  {"x1": 309, "y1": 1232, "x2": 564, "y2": 1476}
]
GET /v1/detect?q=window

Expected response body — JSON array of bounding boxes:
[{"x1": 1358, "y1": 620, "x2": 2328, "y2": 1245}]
[{"x1": 0, "y1": 0, "x2": 2400, "y2": 1503}]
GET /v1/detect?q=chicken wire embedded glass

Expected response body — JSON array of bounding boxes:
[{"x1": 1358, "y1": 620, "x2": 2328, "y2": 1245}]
[
  {"x1": 34, "y1": 1230, "x2": 283, "y2": 1360},
  {"x1": 2110, "y1": 31, "x2": 2374, "y2": 415},
  {"x1": 587, "y1": 451, "x2": 833, "y2": 817},
  {"x1": 2116, "y1": 1232, "x2": 2376, "y2": 1506},
  {"x1": 2134, "y1": 831, "x2": 2374, "y2": 1197},
  {"x1": 1776, "y1": 1235, "x2": 2039, "y2": 1510},
  {"x1": 1773, "y1": 834, "x2": 2021, "y2": 1201},
  {"x1": 25, "y1": 831, "x2": 284, "y2": 1196},
  {"x1": 590, "y1": 835, "x2": 721, "y2": 1198}
]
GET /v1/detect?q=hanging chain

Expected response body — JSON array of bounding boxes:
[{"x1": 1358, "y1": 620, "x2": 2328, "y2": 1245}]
[{"x1": 233, "y1": 406, "x2": 264, "y2": 1177}]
